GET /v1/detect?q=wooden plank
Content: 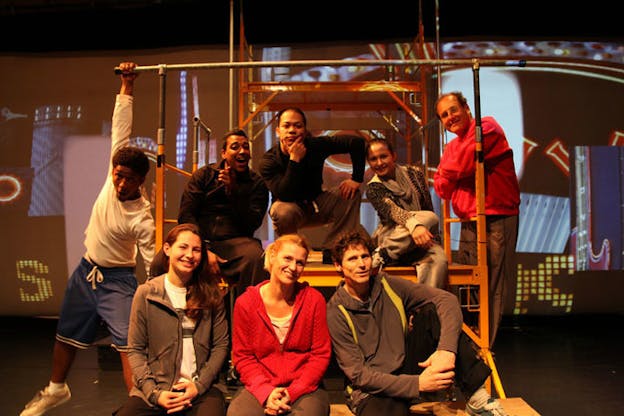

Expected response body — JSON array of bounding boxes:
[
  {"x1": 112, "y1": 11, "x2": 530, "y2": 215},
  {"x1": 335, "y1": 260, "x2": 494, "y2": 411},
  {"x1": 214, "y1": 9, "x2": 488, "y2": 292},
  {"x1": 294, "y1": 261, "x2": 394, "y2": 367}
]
[
  {"x1": 301, "y1": 264, "x2": 480, "y2": 287},
  {"x1": 409, "y1": 398, "x2": 541, "y2": 416},
  {"x1": 331, "y1": 398, "x2": 540, "y2": 416},
  {"x1": 330, "y1": 404, "x2": 354, "y2": 416},
  {"x1": 301, "y1": 251, "x2": 417, "y2": 287}
]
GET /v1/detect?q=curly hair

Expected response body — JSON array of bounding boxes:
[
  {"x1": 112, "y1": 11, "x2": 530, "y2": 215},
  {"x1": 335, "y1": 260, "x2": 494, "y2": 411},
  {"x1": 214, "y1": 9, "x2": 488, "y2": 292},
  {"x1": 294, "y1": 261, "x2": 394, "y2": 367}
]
[
  {"x1": 112, "y1": 146, "x2": 149, "y2": 177},
  {"x1": 221, "y1": 128, "x2": 248, "y2": 151},
  {"x1": 330, "y1": 230, "x2": 374, "y2": 265}
]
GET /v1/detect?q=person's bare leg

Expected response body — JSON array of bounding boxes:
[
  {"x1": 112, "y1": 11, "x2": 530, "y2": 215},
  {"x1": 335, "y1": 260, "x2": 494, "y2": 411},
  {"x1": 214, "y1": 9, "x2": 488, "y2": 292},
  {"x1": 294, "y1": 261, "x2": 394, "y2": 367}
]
[
  {"x1": 20, "y1": 340, "x2": 74, "y2": 415},
  {"x1": 50, "y1": 340, "x2": 77, "y2": 383},
  {"x1": 119, "y1": 351, "x2": 133, "y2": 392}
]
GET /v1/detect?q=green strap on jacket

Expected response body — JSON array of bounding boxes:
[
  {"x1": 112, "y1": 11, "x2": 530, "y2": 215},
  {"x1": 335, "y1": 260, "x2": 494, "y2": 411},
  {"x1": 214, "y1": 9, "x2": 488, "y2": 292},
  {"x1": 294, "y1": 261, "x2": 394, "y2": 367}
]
[
  {"x1": 337, "y1": 276, "x2": 407, "y2": 397},
  {"x1": 337, "y1": 276, "x2": 407, "y2": 346}
]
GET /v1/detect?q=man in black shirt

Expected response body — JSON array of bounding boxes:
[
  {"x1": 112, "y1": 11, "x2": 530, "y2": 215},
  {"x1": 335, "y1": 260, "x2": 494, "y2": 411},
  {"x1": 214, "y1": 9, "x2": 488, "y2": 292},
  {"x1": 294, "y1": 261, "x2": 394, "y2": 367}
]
[
  {"x1": 259, "y1": 107, "x2": 367, "y2": 263},
  {"x1": 177, "y1": 129, "x2": 269, "y2": 293}
]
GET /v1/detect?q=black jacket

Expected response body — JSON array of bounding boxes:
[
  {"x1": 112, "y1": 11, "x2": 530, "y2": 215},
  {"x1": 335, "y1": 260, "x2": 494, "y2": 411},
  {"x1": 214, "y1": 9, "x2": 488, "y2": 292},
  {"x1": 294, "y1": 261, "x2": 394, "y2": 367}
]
[
  {"x1": 178, "y1": 160, "x2": 269, "y2": 241},
  {"x1": 259, "y1": 134, "x2": 366, "y2": 203}
]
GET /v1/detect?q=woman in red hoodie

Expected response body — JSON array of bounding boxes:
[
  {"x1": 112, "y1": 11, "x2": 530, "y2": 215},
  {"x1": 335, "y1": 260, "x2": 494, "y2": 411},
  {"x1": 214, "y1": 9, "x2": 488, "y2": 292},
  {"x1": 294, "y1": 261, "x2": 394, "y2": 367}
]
[{"x1": 227, "y1": 234, "x2": 331, "y2": 416}]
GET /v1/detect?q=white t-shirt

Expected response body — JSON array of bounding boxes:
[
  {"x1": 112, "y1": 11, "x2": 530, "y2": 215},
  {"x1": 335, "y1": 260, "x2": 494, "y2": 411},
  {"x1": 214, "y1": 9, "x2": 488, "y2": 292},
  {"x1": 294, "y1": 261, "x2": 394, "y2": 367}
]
[{"x1": 165, "y1": 275, "x2": 196, "y2": 382}]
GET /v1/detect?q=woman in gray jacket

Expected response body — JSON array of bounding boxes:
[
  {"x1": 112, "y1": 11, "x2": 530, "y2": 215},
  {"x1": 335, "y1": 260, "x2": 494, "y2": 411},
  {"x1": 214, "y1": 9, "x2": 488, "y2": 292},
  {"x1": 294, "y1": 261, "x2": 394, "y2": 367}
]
[{"x1": 114, "y1": 223, "x2": 229, "y2": 416}]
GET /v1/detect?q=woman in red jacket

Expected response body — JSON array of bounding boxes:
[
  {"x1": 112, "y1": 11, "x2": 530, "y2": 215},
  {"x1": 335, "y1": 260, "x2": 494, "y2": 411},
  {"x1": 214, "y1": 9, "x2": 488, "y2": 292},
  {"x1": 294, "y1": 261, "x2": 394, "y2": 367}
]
[{"x1": 227, "y1": 234, "x2": 331, "y2": 416}]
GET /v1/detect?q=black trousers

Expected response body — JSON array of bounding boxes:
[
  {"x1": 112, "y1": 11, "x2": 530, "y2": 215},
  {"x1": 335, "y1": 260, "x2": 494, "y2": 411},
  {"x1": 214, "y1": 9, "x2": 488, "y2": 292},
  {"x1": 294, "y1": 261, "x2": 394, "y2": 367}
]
[
  {"x1": 357, "y1": 303, "x2": 492, "y2": 416},
  {"x1": 402, "y1": 302, "x2": 491, "y2": 398}
]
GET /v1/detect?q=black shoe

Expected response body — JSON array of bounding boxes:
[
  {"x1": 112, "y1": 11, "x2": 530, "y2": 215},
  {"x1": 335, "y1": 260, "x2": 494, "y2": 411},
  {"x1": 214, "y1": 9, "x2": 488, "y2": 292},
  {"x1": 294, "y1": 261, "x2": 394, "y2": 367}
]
[{"x1": 322, "y1": 249, "x2": 333, "y2": 265}]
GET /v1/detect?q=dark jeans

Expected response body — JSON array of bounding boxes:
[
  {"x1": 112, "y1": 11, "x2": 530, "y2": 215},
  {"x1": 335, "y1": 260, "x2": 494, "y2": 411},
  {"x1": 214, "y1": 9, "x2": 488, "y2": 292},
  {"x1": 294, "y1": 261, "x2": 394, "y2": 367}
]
[
  {"x1": 357, "y1": 304, "x2": 491, "y2": 416},
  {"x1": 402, "y1": 303, "x2": 491, "y2": 397}
]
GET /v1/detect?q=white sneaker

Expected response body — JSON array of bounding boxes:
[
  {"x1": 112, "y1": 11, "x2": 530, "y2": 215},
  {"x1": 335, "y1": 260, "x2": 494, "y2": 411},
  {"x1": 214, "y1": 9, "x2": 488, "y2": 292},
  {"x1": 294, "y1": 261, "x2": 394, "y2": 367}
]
[
  {"x1": 20, "y1": 384, "x2": 71, "y2": 416},
  {"x1": 465, "y1": 397, "x2": 508, "y2": 416}
]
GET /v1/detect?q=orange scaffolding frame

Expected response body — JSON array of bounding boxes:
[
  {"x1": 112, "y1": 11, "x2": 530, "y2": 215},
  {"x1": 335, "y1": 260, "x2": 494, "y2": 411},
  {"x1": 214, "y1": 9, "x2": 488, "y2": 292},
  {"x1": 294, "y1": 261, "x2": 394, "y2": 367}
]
[
  {"x1": 232, "y1": 7, "x2": 506, "y2": 398},
  {"x1": 125, "y1": 59, "x2": 520, "y2": 400},
  {"x1": 119, "y1": 6, "x2": 531, "y2": 398}
]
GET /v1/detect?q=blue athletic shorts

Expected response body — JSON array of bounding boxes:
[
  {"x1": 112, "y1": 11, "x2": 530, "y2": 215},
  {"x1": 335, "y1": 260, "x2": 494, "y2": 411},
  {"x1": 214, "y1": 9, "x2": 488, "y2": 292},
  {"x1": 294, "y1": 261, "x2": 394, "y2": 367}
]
[{"x1": 56, "y1": 257, "x2": 137, "y2": 352}]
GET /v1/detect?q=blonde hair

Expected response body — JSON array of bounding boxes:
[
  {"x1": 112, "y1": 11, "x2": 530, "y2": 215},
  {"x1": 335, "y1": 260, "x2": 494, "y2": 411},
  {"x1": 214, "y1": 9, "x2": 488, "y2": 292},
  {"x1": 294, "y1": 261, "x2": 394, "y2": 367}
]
[{"x1": 264, "y1": 234, "x2": 310, "y2": 271}]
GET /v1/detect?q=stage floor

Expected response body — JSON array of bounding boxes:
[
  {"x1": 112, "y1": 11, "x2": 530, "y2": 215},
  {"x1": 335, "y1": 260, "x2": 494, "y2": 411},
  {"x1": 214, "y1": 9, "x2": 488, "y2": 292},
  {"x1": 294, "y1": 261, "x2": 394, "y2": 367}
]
[{"x1": 2, "y1": 314, "x2": 623, "y2": 416}]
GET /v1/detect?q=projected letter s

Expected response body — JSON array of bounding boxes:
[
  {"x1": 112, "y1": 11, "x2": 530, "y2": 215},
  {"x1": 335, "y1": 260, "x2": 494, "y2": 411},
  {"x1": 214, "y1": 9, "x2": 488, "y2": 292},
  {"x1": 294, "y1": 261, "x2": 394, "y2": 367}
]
[{"x1": 17, "y1": 260, "x2": 54, "y2": 302}]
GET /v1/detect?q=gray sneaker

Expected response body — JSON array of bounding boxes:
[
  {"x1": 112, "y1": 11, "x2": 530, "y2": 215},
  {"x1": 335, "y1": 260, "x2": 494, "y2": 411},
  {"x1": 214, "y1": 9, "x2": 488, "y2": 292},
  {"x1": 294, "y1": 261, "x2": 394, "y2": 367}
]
[
  {"x1": 371, "y1": 247, "x2": 385, "y2": 269},
  {"x1": 465, "y1": 397, "x2": 507, "y2": 416},
  {"x1": 20, "y1": 384, "x2": 71, "y2": 416}
]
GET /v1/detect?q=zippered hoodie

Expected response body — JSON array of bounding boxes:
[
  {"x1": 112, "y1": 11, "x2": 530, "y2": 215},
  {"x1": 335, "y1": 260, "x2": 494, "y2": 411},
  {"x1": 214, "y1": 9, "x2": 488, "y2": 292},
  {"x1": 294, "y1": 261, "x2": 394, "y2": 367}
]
[
  {"x1": 127, "y1": 275, "x2": 229, "y2": 406},
  {"x1": 232, "y1": 281, "x2": 331, "y2": 405}
]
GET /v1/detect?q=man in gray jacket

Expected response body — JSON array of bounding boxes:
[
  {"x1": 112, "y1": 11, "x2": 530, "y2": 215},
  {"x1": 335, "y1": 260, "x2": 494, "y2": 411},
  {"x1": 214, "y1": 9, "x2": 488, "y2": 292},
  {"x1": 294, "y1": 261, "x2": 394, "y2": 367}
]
[{"x1": 326, "y1": 231, "x2": 507, "y2": 416}]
